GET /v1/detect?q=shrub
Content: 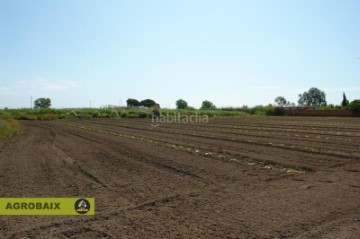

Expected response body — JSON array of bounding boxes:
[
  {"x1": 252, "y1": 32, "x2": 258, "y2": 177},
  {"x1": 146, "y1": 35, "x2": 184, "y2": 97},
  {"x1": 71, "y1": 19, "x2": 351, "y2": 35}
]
[
  {"x1": 265, "y1": 105, "x2": 275, "y2": 115},
  {"x1": 68, "y1": 110, "x2": 78, "y2": 117},
  {"x1": 347, "y1": 100, "x2": 360, "y2": 114},
  {"x1": 138, "y1": 112, "x2": 148, "y2": 118},
  {"x1": 250, "y1": 105, "x2": 265, "y2": 115},
  {"x1": 0, "y1": 119, "x2": 22, "y2": 139},
  {"x1": 92, "y1": 111, "x2": 101, "y2": 118},
  {"x1": 78, "y1": 113, "x2": 92, "y2": 119},
  {"x1": 265, "y1": 105, "x2": 284, "y2": 116},
  {"x1": 110, "y1": 110, "x2": 119, "y2": 118}
]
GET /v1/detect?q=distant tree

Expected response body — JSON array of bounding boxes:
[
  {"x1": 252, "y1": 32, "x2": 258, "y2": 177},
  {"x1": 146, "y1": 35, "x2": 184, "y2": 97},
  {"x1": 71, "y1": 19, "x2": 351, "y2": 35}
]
[
  {"x1": 201, "y1": 100, "x2": 216, "y2": 110},
  {"x1": 274, "y1": 96, "x2": 287, "y2": 107},
  {"x1": 341, "y1": 92, "x2": 349, "y2": 107},
  {"x1": 176, "y1": 99, "x2": 188, "y2": 109},
  {"x1": 347, "y1": 100, "x2": 360, "y2": 113},
  {"x1": 140, "y1": 99, "x2": 156, "y2": 108},
  {"x1": 126, "y1": 98, "x2": 140, "y2": 107},
  {"x1": 298, "y1": 87, "x2": 326, "y2": 107},
  {"x1": 34, "y1": 98, "x2": 51, "y2": 109}
]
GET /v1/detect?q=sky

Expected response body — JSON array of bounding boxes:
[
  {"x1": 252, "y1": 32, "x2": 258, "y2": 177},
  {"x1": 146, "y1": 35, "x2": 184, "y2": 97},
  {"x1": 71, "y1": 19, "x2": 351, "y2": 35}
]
[{"x1": 0, "y1": 0, "x2": 359, "y2": 109}]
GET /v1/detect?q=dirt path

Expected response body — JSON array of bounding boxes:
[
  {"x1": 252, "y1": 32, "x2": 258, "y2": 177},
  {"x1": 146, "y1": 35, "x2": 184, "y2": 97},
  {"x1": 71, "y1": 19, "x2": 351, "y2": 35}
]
[{"x1": 0, "y1": 118, "x2": 359, "y2": 238}]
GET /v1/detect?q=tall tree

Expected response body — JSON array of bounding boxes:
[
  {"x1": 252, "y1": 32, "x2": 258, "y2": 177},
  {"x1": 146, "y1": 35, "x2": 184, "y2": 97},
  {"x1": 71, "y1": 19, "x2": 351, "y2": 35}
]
[
  {"x1": 201, "y1": 100, "x2": 216, "y2": 110},
  {"x1": 126, "y1": 98, "x2": 140, "y2": 107},
  {"x1": 274, "y1": 96, "x2": 287, "y2": 107},
  {"x1": 347, "y1": 100, "x2": 360, "y2": 113},
  {"x1": 34, "y1": 98, "x2": 51, "y2": 109},
  {"x1": 341, "y1": 92, "x2": 349, "y2": 107},
  {"x1": 140, "y1": 99, "x2": 156, "y2": 108},
  {"x1": 298, "y1": 87, "x2": 327, "y2": 107},
  {"x1": 176, "y1": 99, "x2": 188, "y2": 109}
]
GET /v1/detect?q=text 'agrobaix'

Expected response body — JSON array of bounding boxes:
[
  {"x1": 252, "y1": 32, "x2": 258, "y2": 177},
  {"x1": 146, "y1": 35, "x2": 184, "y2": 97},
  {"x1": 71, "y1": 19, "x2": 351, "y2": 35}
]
[{"x1": 5, "y1": 202, "x2": 61, "y2": 210}]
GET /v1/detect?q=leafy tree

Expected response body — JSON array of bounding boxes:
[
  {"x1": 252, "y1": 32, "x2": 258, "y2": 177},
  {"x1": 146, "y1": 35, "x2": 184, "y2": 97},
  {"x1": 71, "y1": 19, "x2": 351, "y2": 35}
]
[
  {"x1": 201, "y1": 100, "x2": 216, "y2": 110},
  {"x1": 347, "y1": 100, "x2": 360, "y2": 113},
  {"x1": 126, "y1": 98, "x2": 140, "y2": 107},
  {"x1": 274, "y1": 96, "x2": 287, "y2": 107},
  {"x1": 176, "y1": 99, "x2": 188, "y2": 109},
  {"x1": 140, "y1": 99, "x2": 156, "y2": 108},
  {"x1": 341, "y1": 92, "x2": 349, "y2": 107},
  {"x1": 298, "y1": 87, "x2": 326, "y2": 107},
  {"x1": 34, "y1": 98, "x2": 51, "y2": 109}
]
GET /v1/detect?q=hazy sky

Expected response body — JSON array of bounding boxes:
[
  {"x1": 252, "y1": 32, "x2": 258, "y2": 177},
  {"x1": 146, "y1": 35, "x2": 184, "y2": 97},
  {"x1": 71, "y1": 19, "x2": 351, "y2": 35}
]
[{"x1": 0, "y1": 0, "x2": 359, "y2": 108}]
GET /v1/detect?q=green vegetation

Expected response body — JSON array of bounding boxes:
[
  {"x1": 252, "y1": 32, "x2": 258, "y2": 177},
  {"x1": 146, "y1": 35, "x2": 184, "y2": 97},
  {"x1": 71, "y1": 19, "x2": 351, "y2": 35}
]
[
  {"x1": 201, "y1": 100, "x2": 216, "y2": 110},
  {"x1": 264, "y1": 104, "x2": 285, "y2": 116},
  {"x1": 126, "y1": 98, "x2": 140, "y2": 107},
  {"x1": 341, "y1": 92, "x2": 349, "y2": 107},
  {"x1": 298, "y1": 87, "x2": 327, "y2": 107},
  {"x1": 0, "y1": 119, "x2": 22, "y2": 140},
  {"x1": 0, "y1": 107, "x2": 249, "y2": 121},
  {"x1": 274, "y1": 96, "x2": 295, "y2": 107},
  {"x1": 347, "y1": 100, "x2": 360, "y2": 114},
  {"x1": 126, "y1": 98, "x2": 158, "y2": 108},
  {"x1": 176, "y1": 99, "x2": 188, "y2": 109},
  {"x1": 161, "y1": 108, "x2": 247, "y2": 117},
  {"x1": 1, "y1": 90, "x2": 357, "y2": 123},
  {"x1": 140, "y1": 99, "x2": 157, "y2": 108},
  {"x1": 34, "y1": 98, "x2": 51, "y2": 109},
  {"x1": 274, "y1": 96, "x2": 287, "y2": 107}
]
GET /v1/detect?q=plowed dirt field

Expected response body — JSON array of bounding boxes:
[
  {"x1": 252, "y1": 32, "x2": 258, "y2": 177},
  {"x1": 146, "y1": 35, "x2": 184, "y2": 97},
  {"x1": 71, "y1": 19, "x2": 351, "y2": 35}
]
[{"x1": 0, "y1": 116, "x2": 359, "y2": 238}]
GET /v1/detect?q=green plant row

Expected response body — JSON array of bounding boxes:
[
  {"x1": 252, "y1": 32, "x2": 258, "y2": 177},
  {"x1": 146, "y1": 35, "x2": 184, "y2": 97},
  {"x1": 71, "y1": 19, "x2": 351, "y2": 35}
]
[{"x1": 0, "y1": 108, "x2": 248, "y2": 121}]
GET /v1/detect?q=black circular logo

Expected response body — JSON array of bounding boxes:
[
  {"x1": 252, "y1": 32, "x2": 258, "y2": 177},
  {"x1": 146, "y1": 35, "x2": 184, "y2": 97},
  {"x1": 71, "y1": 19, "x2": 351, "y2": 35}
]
[{"x1": 74, "y1": 199, "x2": 90, "y2": 214}]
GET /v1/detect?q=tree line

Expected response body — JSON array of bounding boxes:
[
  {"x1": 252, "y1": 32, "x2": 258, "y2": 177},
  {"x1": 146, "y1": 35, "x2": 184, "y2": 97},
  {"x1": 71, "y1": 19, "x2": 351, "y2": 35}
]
[
  {"x1": 274, "y1": 87, "x2": 350, "y2": 108},
  {"x1": 125, "y1": 98, "x2": 217, "y2": 110},
  {"x1": 274, "y1": 87, "x2": 359, "y2": 113},
  {"x1": 30, "y1": 87, "x2": 360, "y2": 114},
  {"x1": 175, "y1": 99, "x2": 216, "y2": 110},
  {"x1": 126, "y1": 98, "x2": 159, "y2": 108}
]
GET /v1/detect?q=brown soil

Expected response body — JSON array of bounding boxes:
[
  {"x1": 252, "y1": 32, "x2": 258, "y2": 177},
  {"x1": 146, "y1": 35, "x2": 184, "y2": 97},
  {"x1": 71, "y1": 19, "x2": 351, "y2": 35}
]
[{"x1": 0, "y1": 116, "x2": 359, "y2": 238}]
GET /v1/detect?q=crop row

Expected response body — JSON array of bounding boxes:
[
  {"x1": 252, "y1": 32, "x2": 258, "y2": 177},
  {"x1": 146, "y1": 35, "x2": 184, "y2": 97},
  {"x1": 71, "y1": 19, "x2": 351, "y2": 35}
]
[
  {"x1": 85, "y1": 119, "x2": 360, "y2": 150},
  {"x1": 61, "y1": 119, "x2": 357, "y2": 172}
]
